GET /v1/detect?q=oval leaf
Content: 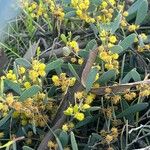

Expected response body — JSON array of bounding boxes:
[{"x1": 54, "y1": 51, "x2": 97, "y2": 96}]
[
  {"x1": 15, "y1": 58, "x2": 31, "y2": 68},
  {"x1": 120, "y1": 33, "x2": 137, "y2": 50},
  {"x1": 85, "y1": 68, "x2": 98, "y2": 92},
  {"x1": 70, "y1": 132, "x2": 78, "y2": 150},
  {"x1": 19, "y1": 85, "x2": 41, "y2": 101},
  {"x1": 117, "y1": 103, "x2": 148, "y2": 118}
]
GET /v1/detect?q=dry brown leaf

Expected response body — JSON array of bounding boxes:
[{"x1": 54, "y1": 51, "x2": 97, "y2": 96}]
[
  {"x1": 91, "y1": 79, "x2": 150, "y2": 95},
  {"x1": 81, "y1": 48, "x2": 98, "y2": 87}
]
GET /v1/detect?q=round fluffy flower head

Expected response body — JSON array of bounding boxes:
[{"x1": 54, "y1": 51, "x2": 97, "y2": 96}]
[
  {"x1": 74, "y1": 112, "x2": 85, "y2": 121},
  {"x1": 69, "y1": 77, "x2": 76, "y2": 86},
  {"x1": 105, "y1": 134, "x2": 113, "y2": 143},
  {"x1": 64, "y1": 106, "x2": 73, "y2": 115},
  {"x1": 52, "y1": 75, "x2": 60, "y2": 86},
  {"x1": 19, "y1": 67, "x2": 26, "y2": 75},
  {"x1": 109, "y1": 35, "x2": 117, "y2": 43},
  {"x1": 62, "y1": 124, "x2": 69, "y2": 132},
  {"x1": 82, "y1": 104, "x2": 90, "y2": 110},
  {"x1": 24, "y1": 82, "x2": 31, "y2": 89}
]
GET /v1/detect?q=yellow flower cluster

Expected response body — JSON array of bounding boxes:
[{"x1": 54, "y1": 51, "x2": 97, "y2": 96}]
[
  {"x1": 62, "y1": 122, "x2": 74, "y2": 132},
  {"x1": 48, "y1": 140, "x2": 57, "y2": 150},
  {"x1": 45, "y1": 0, "x2": 65, "y2": 20},
  {"x1": 124, "y1": 89, "x2": 136, "y2": 101},
  {"x1": 100, "y1": 127, "x2": 118, "y2": 144},
  {"x1": 67, "y1": 40, "x2": 80, "y2": 53},
  {"x1": 111, "y1": 95, "x2": 121, "y2": 104},
  {"x1": 64, "y1": 91, "x2": 96, "y2": 122},
  {"x1": 64, "y1": 104, "x2": 85, "y2": 121},
  {"x1": 5, "y1": 70, "x2": 17, "y2": 81},
  {"x1": 99, "y1": 50, "x2": 119, "y2": 71},
  {"x1": 23, "y1": 1, "x2": 46, "y2": 19},
  {"x1": 71, "y1": 0, "x2": 95, "y2": 23},
  {"x1": 70, "y1": 57, "x2": 84, "y2": 65},
  {"x1": 52, "y1": 73, "x2": 76, "y2": 92},
  {"x1": 75, "y1": 91, "x2": 96, "y2": 105},
  {"x1": 29, "y1": 60, "x2": 46, "y2": 82},
  {"x1": 128, "y1": 24, "x2": 139, "y2": 32},
  {"x1": 2, "y1": 59, "x2": 46, "y2": 90},
  {"x1": 11, "y1": 92, "x2": 54, "y2": 127},
  {"x1": 137, "y1": 44, "x2": 150, "y2": 52},
  {"x1": 97, "y1": 0, "x2": 116, "y2": 23},
  {"x1": 137, "y1": 84, "x2": 150, "y2": 97}
]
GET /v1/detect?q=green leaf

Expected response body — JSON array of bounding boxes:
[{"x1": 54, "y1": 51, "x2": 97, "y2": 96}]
[
  {"x1": 117, "y1": 103, "x2": 148, "y2": 118},
  {"x1": 98, "y1": 69, "x2": 116, "y2": 85},
  {"x1": 91, "y1": 0, "x2": 102, "y2": 5},
  {"x1": 68, "y1": 63, "x2": 80, "y2": 81},
  {"x1": 78, "y1": 50, "x2": 89, "y2": 58},
  {"x1": 15, "y1": 58, "x2": 31, "y2": 68},
  {"x1": 111, "y1": 13, "x2": 122, "y2": 34},
  {"x1": 46, "y1": 59, "x2": 64, "y2": 74},
  {"x1": 120, "y1": 33, "x2": 137, "y2": 50},
  {"x1": 61, "y1": 34, "x2": 67, "y2": 43},
  {"x1": 135, "y1": 0, "x2": 148, "y2": 25},
  {"x1": 85, "y1": 39, "x2": 97, "y2": 51},
  {"x1": 22, "y1": 146, "x2": 34, "y2": 150},
  {"x1": 4, "y1": 80, "x2": 22, "y2": 95},
  {"x1": 75, "y1": 116, "x2": 96, "y2": 129},
  {"x1": 62, "y1": 0, "x2": 71, "y2": 4},
  {"x1": 65, "y1": 11, "x2": 76, "y2": 18},
  {"x1": 127, "y1": 0, "x2": 143, "y2": 15},
  {"x1": 70, "y1": 132, "x2": 78, "y2": 150},
  {"x1": 85, "y1": 68, "x2": 98, "y2": 92},
  {"x1": 59, "y1": 131, "x2": 69, "y2": 147},
  {"x1": 19, "y1": 85, "x2": 41, "y2": 101},
  {"x1": 90, "y1": 23, "x2": 99, "y2": 35},
  {"x1": 109, "y1": 45, "x2": 124, "y2": 54},
  {"x1": 87, "y1": 133, "x2": 102, "y2": 147},
  {"x1": 121, "y1": 68, "x2": 141, "y2": 84},
  {"x1": 0, "y1": 110, "x2": 13, "y2": 127},
  {"x1": 88, "y1": 107, "x2": 101, "y2": 111}
]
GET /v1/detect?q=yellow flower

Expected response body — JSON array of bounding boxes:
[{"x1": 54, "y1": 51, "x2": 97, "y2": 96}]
[
  {"x1": 109, "y1": 35, "x2": 117, "y2": 43},
  {"x1": 24, "y1": 82, "x2": 31, "y2": 89},
  {"x1": 6, "y1": 93, "x2": 14, "y2": 106},
  {"x1": 69, "y1": 41, "x2": 79, "y2": 52},
  {"x1": 105, "y1": 134, "x2": 113, "y2": 143},
  {"x1": 112, "y1": 53, "x2": 119, "y2": 59},
  {"x1": 78, "y1": 58, "x2": 84, "y2": 65},
  {"x1": 64, "y1": 107, "x2": 73, "y2": 115},
  {"x1": 105, "y1": 87, "x2": 112, "y2": 94},
  {"x1": 85, "y1": 93, "x2": 95, "y2": 104},
  {"x1": 29, "y1": 70, "x2": 39, "y2": 81},
  {"x1": 13, "y1": 102, "x2": 22, "y2": 111},
  {"x1": 75, "y1": 91, "x2": 84, "y2": 99},
  {"x1": 39, "y1": 63, "x2": 46, "y2": 70},
  {"x1": 74, "y1": 112, "x2": 85, "y2": 121},
  {"x1": 19, "y1": 67, "x2": 26, "y2": 75},
  {"x1": 69, "y1": 77, "x2": 76, "y2": 86},
  {"x1": 0, "y1": 103, "x2": 4, "y2": 110},
  {"x1": 52, "y1": 75, "x2": 60, "y2": 86},
  {"x1": 62, "y1": 124, "x2": 69, "y2": 132},
  {"x1": 123, "y1": 11, "x2": 129, "y2": 17},
  {"x1": 101, "y1": 1, "x2": 108, "y2": 8},
  {"x1": 105, "y1": 63, "x2": 114, "y2": 70},
  {"x1": 38, "y1": 70, "x2": 46, "y2": 77},
  {"x1": 128, "y1": 24, "x2": 139, "y2": 32},
  {"x1": 82, "y1": 104, "x2": 90, "y2": 110}
]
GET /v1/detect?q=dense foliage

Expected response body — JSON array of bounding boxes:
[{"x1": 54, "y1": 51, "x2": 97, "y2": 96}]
[{"x1": 0, "y1": 0, "x2": 150, "y2": 150}]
